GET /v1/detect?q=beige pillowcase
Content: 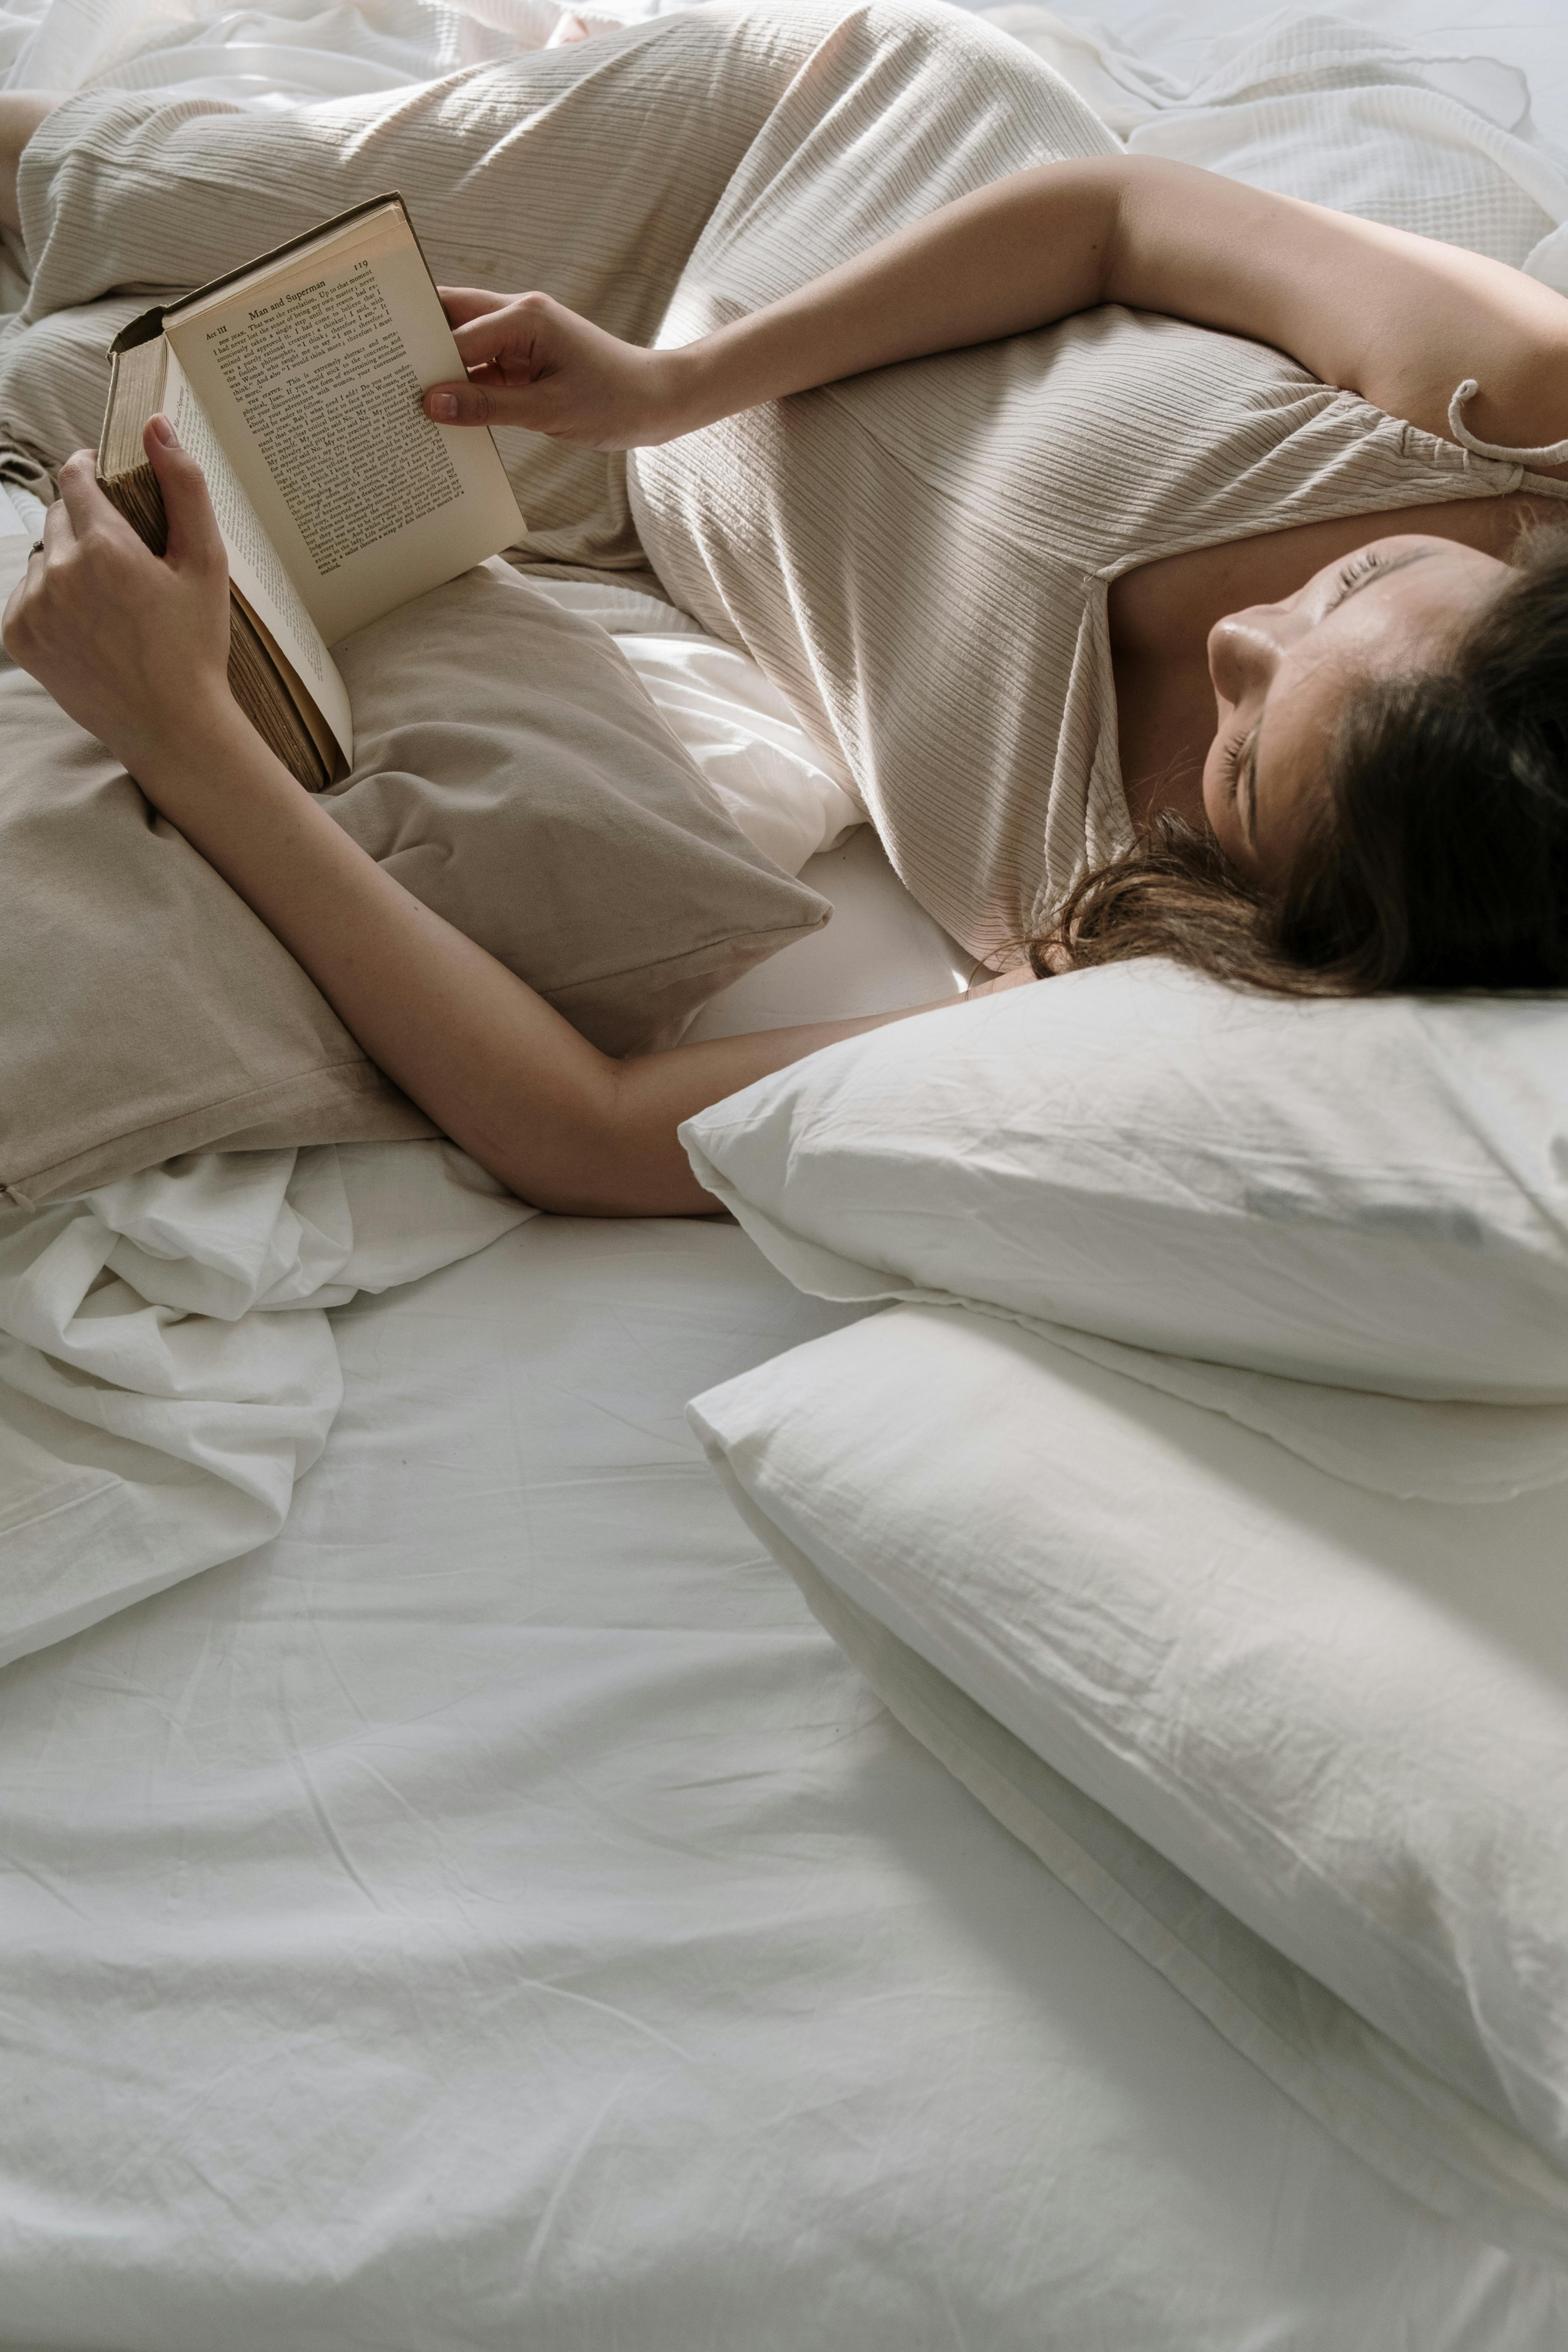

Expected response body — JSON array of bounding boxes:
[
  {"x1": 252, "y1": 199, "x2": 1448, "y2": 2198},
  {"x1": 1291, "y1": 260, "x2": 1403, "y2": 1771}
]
[
  {"x1": 325, "y1": 561, "x2": 825, "y2": 1050},
  {"x1": 0, "y1": 547, "x2": 826, "y2": 1212}
]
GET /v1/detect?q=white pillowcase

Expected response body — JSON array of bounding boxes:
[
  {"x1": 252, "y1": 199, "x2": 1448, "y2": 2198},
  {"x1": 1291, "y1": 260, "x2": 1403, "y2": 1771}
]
[
  {"x1": 680, "y1": 959, "x2": 1568, "y2": 1402},
  {"x1": 613, "y1": 633, "x2": 866, "y2": 879},
  {"x1": 689, "y1": 1298, "x2": 1568, "y2": 2197}
]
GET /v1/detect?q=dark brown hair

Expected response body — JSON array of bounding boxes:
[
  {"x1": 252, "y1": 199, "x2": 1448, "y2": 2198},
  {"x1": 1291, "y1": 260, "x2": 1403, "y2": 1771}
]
[{"x1": 1031, "y1": 527, "x2": 1568, "y2": 996}]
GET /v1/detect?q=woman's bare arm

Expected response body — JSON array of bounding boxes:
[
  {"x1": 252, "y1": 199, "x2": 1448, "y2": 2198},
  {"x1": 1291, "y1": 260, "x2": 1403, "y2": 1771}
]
[
  {"x1": 426, "y1": 157, "x2": 1568, "y2": 470},
  {"x1": 115, "y1": 710, "x2": 956, "y2": 1213},
  {"x1": 2, "y1": 433, "x2": 969, "y2": 1216},
  {"x1": 1106, "y1": 160, "x2": 1568, "y2": 467}
]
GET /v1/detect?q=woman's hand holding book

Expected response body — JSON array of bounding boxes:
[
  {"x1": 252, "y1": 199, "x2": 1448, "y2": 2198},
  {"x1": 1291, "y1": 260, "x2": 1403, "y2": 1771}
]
[
  {"x1": 423, "y1": 287, "x2": 697, "y2": 450},
  {"x1": 3, "y1": 422, "x2": 240, "y2": 798},
  {"x1": 423, "y1": 159, "x2": 1568, "y2": 476}
]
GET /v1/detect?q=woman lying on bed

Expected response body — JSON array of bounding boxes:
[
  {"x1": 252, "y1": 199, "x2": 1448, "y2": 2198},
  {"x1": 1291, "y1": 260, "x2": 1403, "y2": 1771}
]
[{"x1": 5, "y1": 64, "x2": 1568, "y2": 1217}]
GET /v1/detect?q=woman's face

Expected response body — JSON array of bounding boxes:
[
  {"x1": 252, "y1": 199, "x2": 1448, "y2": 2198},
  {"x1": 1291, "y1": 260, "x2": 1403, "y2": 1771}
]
[{"x1": 1201, "y1": 534, "x2": 1507, "y2": 882}]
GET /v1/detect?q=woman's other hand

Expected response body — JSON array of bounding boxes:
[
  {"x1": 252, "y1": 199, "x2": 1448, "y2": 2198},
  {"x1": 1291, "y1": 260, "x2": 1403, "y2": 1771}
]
[
  {"x1": 2, "y1": 420, "x2": 233, "y2": 780},
  {"x1": 423, "y1": 288, "x2": 692, "y2": 449}
]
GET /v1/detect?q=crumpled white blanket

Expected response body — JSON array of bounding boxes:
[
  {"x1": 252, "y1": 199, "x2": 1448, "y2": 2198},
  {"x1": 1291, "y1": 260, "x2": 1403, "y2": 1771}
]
[
  {"x1": 0, "y1": 0, "x2": 655, "y2": 107},
  {"x1": 984, "y1": 7, "x2": 1568, "y2": 283},
  {"x1": 0, "y1": 1144, "x2": 531, "y2": 1669}
]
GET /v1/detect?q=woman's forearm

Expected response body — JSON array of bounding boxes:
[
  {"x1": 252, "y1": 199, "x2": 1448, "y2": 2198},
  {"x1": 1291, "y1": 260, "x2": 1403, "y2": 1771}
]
[
  {"x1": 136, "y1": 703, "x2": 633, "y2": 1207},
  {"x1": 664, "y1": 160, "x2": 1125, "y2": 433},
  {"x1": 141, "y1": 704, "x2": 953, "y2": 1216},
  {"x1": 665, "y1": 152, "x2": 1568, "y2": 461}
]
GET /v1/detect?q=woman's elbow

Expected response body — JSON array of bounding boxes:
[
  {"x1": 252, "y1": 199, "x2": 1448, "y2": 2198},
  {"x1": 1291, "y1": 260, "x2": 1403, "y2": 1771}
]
[{"x1": 479, "y1": 1113, "x2": 715, "y2": 1220}]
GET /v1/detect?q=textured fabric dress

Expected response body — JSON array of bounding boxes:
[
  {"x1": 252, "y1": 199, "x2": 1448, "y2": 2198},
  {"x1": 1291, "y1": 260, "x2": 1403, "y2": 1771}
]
[{"x1": 4, "y1": 0, "x2": 1562, "y2": 952}]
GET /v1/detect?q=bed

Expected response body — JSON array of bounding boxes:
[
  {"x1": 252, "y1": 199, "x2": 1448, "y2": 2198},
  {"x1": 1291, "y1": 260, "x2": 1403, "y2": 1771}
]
[{"x1": 3, "y1": 2, "x2": 1568, "y2": 2343}]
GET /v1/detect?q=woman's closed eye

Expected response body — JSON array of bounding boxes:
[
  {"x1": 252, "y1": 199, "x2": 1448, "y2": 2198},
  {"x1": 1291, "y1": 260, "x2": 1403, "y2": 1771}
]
[
  {"x1": 1320, "y1": 545, "x2": 1434, "y2": 620},
  {"x1": 1323, "y1": 549, "x2": 1388, "y2": 612},
  {"x1": 1217, "y1": 725, "x2": 1258, "y2": 840}
]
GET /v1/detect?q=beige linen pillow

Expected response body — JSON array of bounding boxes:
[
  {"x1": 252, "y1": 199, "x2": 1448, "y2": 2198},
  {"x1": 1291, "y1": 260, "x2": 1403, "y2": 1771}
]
[
  {"x1": 324, "y1": 560, "x2": 825, "y2": 1050},
  {"x1": 0, "y1": 546, "x2": 826, "y2": 1212}
]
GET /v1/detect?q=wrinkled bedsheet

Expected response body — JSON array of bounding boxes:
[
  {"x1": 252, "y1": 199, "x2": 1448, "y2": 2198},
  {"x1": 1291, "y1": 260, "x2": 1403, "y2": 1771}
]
[{"x1": 3, "y1": 1212, "x2": 1566, "y2": 2349}]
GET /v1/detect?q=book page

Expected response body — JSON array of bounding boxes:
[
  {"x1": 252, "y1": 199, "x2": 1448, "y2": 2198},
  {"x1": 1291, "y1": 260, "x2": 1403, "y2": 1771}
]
[
  {"x1": 163, "y1": 350, "x2": 354, "y2": 763},
  {"x1": 166, "y1": 208, "x2": 524, "y2": 646}
]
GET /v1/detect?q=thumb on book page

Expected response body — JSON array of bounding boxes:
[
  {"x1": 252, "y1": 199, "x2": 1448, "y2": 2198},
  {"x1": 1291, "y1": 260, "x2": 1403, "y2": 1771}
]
[
  {"x1": 424, "y1": 380, "x2": 500, "y2": 426},
  {"x1": 144, "y1": 414, "x2": 226, "y2": 582}
]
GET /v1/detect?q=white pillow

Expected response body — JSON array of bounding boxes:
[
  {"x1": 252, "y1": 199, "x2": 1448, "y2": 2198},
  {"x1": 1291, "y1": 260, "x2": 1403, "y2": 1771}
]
[
  {"x1": 612, "y1": 633, "x2": 866, "y2": 878},
  {"x1": 688, "y1": 1299, "x2": 1568, "y2": 2199},
  {"x1": 680, "y1": 960, "x2": 1568, "y2": 1402}
]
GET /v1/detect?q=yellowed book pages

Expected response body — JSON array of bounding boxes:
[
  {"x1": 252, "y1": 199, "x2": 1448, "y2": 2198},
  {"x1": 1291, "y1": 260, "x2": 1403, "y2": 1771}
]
[
  {"x1": 159, "y1": 345, "x2": 354, "y2": 764},
  {"x1": 164, "y1": 200, "x2": 525, "y2": 648},
  {"x1": 100, "y1": 338, "x2": 347, "y2": 786}
]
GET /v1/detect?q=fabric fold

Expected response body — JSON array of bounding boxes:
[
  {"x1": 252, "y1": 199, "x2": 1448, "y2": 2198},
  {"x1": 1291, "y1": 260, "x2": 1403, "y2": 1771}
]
[{"x1": 0, "y1": 1141, "x2": 531, "y2": 1668}]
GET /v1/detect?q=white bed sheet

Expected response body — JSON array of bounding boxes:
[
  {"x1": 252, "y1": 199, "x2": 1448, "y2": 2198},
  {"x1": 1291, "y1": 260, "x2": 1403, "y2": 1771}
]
[{"x1": 2, "y1": 1212, "x2": 1565, "y2": 2349}]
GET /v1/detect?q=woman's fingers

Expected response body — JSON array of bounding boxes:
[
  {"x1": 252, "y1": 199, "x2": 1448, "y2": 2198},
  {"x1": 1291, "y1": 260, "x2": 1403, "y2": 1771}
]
[
  {"x1": 449, "y1": 293, "x2": 557, "y2": 375},
  {"x1": 50, "y1": 449, "x2": 97, "y2": 539},
  {"x1": 437, "y1": 285, "x2": 513, "y2": 328},
  {"x1": 422, "y1": 291, "x2": 676, "y2": 447},
  {"x1": 50, "y1": 433, "x2": 224, "y2": 582},
  {"x1": 39, "y1": 488, "x2": 72, "y2": 550},
  {"x1": 424, "y1": 295, "x2": 557, "y2": 424},
  {"x1": 143, "y1": 415, "x2": 227, "y2": 576},
  {"x1": 3, "y1": 420, "x2": 233, "y2": 772},
  {"x1": 55, "y1": 444, "x2": 181, "y2": 577}
]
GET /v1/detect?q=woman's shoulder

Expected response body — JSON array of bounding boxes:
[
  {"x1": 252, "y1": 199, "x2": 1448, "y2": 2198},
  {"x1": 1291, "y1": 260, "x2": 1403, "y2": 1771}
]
[{"x1": 1109, "y1": 488, "x2": 1567, "y2": 666}]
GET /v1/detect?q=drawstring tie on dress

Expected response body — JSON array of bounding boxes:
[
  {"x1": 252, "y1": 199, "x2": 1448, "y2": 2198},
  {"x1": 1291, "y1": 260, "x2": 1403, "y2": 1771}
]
[{"x1": 1447, "y1": 379, "x2": 1568, "y2": 468}]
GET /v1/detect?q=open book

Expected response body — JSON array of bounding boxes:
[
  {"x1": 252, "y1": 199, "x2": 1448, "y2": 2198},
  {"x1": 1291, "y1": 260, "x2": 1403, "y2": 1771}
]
[{"x1": 98, "y1": 195, "x2": 525, "y2": 789}]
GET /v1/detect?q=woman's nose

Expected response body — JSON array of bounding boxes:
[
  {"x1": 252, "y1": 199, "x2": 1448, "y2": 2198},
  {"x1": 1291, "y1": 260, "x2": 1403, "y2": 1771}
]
[{"x1": 1207, "y1": 605, "x2": 1291, "y2": 707}]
